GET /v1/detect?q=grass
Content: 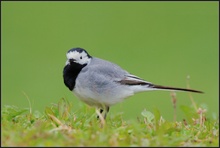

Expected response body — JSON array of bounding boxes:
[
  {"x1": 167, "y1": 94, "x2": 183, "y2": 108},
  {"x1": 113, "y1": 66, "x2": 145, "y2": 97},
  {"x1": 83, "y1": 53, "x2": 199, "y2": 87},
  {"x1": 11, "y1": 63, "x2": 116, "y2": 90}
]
[{"x1": 1, "y1": 95, "x2": 219, "y2": 146}]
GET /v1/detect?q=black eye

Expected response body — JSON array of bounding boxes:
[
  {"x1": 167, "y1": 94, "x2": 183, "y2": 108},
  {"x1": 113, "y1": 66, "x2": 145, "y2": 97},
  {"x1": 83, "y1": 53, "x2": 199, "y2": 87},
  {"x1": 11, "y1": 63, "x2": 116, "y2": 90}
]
[{"x1": 80, "y1": 56, "x2": 82, "y2": 59}]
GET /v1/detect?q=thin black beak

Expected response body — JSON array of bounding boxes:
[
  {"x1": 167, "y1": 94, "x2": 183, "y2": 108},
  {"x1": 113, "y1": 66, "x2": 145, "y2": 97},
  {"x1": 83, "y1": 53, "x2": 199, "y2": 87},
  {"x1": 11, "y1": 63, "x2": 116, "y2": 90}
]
[{"x1": 69, "y1": 59, "x2": 76, "y2": 63}]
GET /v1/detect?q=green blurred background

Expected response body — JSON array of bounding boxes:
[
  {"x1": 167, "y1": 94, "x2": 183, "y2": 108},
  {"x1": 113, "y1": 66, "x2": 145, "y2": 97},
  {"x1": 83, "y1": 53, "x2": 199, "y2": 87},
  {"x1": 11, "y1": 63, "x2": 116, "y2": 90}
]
[{"x1": 1, "y1": 2, "x2": 218, "y2": 121}]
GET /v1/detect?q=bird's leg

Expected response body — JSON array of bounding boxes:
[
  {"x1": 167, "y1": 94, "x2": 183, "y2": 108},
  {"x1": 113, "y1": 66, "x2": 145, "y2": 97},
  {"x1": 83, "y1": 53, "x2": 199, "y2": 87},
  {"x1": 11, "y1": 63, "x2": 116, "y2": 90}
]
[
  {"x1": 97, "y1": 109, "x2": 103, "y2": 119},
  {"x1": 95, "y1": 108, "x2": 105, "y2": 127},
  {"x1": 103, "y1": 106, "x2": 110, "y2": 119},
  {"x1": 96, "y1": 105, "x2": 110, "y2": 127},
  {"x1": 97, "y1": 106, "x2": 110, "y2": 119}
]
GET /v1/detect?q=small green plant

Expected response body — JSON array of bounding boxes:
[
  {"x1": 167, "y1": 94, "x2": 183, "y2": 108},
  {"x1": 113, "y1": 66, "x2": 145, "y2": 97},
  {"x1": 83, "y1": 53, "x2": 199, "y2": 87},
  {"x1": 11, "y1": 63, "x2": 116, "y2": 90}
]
[{"x1": 1, "y1": 95, "x2": 219, "y2": 146}]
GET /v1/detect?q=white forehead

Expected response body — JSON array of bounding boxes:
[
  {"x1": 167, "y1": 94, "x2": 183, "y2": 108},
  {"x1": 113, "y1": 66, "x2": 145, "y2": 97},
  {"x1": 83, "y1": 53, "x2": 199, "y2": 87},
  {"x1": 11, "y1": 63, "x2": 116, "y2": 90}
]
[{"x1": 66, "y1": 50, "x2": 87, "y2": 59}]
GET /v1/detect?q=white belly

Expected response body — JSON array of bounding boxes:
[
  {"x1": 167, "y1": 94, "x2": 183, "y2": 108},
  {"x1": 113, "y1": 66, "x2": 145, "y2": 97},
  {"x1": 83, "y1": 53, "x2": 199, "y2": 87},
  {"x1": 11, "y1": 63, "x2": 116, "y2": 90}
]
[{"x1": 73, "y1": 83, "x2": 134, "y2": 108}]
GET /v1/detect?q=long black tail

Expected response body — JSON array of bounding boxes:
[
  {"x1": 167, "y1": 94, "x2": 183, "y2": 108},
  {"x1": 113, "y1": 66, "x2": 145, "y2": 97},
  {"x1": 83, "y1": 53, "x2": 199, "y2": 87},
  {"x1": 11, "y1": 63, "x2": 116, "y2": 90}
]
[{"x1": 152, "y1": 84, "x2": 204, "y2": 93}]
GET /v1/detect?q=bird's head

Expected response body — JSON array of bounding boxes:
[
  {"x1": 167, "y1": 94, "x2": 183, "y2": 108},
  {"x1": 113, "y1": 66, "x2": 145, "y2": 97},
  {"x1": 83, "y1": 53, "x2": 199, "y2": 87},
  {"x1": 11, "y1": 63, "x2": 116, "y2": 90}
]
[{"x1": 65, "y1": 47, "x2": 92, "y2": 66}]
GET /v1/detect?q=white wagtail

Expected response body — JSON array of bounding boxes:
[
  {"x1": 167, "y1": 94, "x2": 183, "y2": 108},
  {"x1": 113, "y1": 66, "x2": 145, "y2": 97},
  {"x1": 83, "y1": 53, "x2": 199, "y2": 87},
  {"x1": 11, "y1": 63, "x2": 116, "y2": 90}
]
[{"x1": 63, "y1": 47, "x2": 203, "y2": 120}]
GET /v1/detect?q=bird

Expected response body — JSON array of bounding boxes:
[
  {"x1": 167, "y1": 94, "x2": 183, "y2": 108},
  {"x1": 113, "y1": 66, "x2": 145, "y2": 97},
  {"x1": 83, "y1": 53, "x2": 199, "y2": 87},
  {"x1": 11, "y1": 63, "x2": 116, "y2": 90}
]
[{"x1": 63, "y1": 47, "x2": 203, "y2": 121}]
